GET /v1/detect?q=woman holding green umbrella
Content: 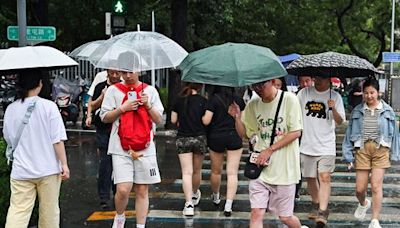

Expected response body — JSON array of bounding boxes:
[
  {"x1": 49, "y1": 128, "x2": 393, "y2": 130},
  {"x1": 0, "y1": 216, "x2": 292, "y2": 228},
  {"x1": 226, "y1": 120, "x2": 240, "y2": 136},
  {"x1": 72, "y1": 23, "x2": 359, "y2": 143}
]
[{"x1": 202, "y1": 85, "x2": 245, "y2": 216}]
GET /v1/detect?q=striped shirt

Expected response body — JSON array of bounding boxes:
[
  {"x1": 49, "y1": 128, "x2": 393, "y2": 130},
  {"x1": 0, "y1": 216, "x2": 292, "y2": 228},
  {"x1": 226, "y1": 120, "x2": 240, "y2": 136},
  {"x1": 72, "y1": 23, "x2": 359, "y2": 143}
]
[{"x1": 363, "y1": 102, "x2": 382, "y2": 144}]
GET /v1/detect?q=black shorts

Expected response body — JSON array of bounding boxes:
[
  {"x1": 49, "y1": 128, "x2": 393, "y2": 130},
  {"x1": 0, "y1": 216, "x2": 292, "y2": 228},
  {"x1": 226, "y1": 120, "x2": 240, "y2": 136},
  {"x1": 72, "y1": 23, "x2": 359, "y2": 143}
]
[{"x1": 207, "y1": 131, "x2": 242, "y2": 153}]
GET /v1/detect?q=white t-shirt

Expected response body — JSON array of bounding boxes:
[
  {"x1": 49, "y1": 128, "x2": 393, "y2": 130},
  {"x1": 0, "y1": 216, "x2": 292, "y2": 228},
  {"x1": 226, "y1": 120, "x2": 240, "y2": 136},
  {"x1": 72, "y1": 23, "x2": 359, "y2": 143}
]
[
  {"x1": 297, "y1": 86, "x2": 346, "y2": 156},
  {"x1": 88, "y1": 71, "x2": 107, "y2": 97},
  {"x1": 242, "y1": 90, "x2": 303, "y2": 185},
  {"x1": 3, "y1": 96, "x2": 67, "y2": 180},
  {"x1": 100, "y1": 83, "x2": 164, "y2": 157}
]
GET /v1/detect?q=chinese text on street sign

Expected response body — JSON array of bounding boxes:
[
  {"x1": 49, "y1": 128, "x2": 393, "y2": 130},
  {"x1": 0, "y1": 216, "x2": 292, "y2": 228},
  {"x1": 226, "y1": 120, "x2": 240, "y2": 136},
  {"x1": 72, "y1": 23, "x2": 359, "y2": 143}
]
[{"x1": 7, "y1": 26, "x2": 56, "y2": 41}]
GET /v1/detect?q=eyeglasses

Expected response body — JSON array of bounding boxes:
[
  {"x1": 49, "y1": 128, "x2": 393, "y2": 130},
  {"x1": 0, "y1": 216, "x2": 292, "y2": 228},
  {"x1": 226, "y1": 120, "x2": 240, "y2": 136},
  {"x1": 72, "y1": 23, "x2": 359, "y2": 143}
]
[{"x1": 251, "y1": 81, "x2": 267, "y2": 91}]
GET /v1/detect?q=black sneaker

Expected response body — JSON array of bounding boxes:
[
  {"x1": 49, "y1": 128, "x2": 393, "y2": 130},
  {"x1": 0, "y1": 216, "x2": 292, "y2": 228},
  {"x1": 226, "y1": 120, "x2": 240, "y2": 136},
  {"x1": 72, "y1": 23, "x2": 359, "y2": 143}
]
[{"x1": 224, "y1": 210, "x2": 232, "y2": 217}]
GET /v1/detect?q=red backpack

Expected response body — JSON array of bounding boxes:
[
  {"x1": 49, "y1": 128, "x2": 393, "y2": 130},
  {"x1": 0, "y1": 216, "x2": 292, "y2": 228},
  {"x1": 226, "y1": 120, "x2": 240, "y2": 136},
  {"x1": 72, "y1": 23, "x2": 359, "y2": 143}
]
[{"x1": 114, "y1": 82, "x2": 152, "y2": 151}]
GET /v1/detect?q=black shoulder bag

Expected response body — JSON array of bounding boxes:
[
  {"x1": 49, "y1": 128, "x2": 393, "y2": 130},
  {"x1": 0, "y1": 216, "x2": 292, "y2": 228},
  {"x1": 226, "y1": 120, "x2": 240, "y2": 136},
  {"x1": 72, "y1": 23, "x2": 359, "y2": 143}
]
[{"x1": 244, "y1": 91, "x2": 285, "y2": 179}]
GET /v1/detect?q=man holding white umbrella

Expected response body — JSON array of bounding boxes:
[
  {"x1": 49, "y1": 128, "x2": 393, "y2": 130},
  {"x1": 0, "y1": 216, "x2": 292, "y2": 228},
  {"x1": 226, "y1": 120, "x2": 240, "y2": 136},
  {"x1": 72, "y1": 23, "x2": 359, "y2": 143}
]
[
  {"x1": 100, "y1": 52, "x2": 164, "y2": 228},
  {"x1": 93, "y1": 31, "x2": 187, "y2": 228}
]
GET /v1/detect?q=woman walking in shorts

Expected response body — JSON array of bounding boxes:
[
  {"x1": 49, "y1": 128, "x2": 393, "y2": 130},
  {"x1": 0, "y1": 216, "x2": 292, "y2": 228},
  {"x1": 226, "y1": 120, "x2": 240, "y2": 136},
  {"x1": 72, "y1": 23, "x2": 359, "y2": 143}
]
[
  {"x1": 202, "y1": 85, "x2": 245, "y2": 216},
  {"x1": 171, "y1": 82, "x2": 207, "y2": 216},
  {"x1": 343, "y1": 77, "x2": 400, "y2": 228}
]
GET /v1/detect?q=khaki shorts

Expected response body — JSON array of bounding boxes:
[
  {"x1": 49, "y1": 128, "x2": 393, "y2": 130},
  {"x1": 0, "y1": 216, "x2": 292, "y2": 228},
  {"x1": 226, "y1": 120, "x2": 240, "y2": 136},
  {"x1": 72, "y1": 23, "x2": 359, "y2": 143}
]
[
  {"x1": 112, "y1": 154, "x2": 161, "y2": 184},
  {"x1": 249, "y1": 179, "x2": 295, "y2": 217},
  {"x1": 301, "y1": 154, "x2": 336, "y2": 178},
  {"x1": 355, "y1": 141, "x2": 391, "y2": 170}
]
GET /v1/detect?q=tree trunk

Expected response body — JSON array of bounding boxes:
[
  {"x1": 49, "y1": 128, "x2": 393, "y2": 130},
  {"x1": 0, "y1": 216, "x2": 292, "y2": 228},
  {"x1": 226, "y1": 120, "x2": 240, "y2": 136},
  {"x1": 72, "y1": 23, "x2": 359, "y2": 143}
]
[{"x1": 166, "y1": 0, "x2": 187, "y2": 129}]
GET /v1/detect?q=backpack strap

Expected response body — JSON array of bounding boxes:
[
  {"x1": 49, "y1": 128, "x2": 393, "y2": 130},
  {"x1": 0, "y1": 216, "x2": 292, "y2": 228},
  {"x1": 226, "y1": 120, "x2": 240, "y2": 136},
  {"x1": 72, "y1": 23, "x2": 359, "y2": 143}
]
[
  {"x1": 270, "y1": 91, "x2": 285, "y2": 146},
  {"x1": 115, "y1": 82, "x2": 149, "y2": 94},
  {"x1": 114, "y1": 82, "x2": 130, "y2": 94}
]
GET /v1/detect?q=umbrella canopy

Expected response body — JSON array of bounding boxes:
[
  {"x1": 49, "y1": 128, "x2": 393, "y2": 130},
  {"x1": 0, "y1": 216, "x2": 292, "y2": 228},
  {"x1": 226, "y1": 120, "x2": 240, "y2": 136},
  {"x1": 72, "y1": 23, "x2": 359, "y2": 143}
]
[
  {"x1": 87, "y1": 31, "x2": 188, "y2": 72},
  {"x1": 0, "y1": 46, "x2": 78, "y2": 72},
  {"x1": 179, "y1": 43, "x2": 287, "y2": 87},
  {"x1": 286, "y1": 51, "x2": 380, "y2": 78},
  {"x1": 69, "y1": 40, "x2": 106, "y2": 60},
  {"x1": 279, "y1": 53, "x2": 300, "y2": 67}
]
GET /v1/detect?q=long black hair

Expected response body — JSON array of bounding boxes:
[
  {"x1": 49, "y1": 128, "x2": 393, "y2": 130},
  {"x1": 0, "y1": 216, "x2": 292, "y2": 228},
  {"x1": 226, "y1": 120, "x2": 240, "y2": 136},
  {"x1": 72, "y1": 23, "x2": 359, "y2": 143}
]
[
  {"x1": 362, "y1": 76, "x2": 379, "y2": 92},
  {"x1": 17, "y1": 69, "x2": 50, "y2": 102},
  {"x1": 207, "y1": 85, "x2": 235, "y2": 109}
]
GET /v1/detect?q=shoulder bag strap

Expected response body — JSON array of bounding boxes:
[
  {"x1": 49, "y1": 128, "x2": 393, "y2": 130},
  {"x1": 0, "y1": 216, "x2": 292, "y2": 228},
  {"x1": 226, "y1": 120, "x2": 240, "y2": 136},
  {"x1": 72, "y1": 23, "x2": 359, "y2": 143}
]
[
  {"x1": 8, "y1": 98, "x2": 38, "y2": 164},
  {"x1": 270, "y1": 91, "x2": 285, "y2": 146}
]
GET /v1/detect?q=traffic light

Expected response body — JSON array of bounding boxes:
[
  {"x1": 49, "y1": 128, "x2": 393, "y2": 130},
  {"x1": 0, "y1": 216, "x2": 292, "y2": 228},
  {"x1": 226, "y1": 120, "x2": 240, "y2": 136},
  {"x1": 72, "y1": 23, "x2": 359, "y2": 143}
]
[
  {"x1": 112, "y1": 0, "x2": 127, "y2": 15},
  {"x1": 112, "y1": 14, "x2": 126, "y2": 35},
  {"x1": 111, "y1": 0, "x2": 127, "y2": 35}
]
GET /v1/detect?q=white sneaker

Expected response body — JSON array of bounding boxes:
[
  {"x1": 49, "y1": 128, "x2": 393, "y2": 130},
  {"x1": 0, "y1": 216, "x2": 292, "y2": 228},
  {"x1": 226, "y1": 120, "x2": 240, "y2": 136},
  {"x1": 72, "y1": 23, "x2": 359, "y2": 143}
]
[
  {"x1": 354, "y1": 199, "x2": 371, "y2": 220},
  {"x1": 211, "y1": 192, "x2": 221, "y2": 205},
  {"x1": 112, "y1": 214, "x2": 126, "y2": 228},
  {"x1": 182, "y1": 202, "x2": 194, "y2": 216},
  {"x1": 192, "y1": 189, "x2": 201, "y2": 206},
  {"x1": 301, "y1": 226, "x2": 309, "y2": 228},
  {"x1": 368, "y1": 219, "x2": 382, "y2": 228}
]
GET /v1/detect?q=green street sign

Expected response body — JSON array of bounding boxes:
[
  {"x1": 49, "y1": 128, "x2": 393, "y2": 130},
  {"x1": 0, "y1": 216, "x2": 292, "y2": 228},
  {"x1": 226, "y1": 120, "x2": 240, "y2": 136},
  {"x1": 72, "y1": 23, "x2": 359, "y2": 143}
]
[{"x1": 7, "y1": 26, "x2": 56, "y2": 41}]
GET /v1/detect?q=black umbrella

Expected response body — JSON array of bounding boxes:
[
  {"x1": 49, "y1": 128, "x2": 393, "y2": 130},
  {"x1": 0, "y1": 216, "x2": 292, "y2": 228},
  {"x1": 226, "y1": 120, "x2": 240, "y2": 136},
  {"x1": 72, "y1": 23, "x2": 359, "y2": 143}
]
[
  {"x1": 286, "y1": 51, "x2": 380, "y2": 78},
  {"x1": 286, "y1": 51, "x2": 381, "y2": 118}
]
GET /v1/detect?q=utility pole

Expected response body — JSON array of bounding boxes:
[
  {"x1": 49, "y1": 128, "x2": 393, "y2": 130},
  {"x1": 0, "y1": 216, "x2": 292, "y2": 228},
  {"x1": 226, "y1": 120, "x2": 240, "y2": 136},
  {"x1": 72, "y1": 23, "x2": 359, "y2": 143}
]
[
  {"x1": 17, "y1": 0, "x2": 27, "y2": 47},
  {"x1": 390, "y1": 0, "x2": 396, "y2": 74}
]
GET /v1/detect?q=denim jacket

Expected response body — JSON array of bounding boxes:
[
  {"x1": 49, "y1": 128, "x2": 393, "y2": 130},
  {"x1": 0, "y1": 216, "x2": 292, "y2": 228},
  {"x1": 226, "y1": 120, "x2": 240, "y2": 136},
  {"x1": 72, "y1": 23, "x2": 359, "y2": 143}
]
[{"x1": 342, "y1": 100, "x2": 400, "y2": 163}]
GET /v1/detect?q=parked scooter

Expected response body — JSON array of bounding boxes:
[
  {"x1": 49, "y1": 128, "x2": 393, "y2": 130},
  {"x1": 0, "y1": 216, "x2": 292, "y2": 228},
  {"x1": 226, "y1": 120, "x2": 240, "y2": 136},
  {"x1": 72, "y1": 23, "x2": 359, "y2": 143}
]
[
  {"x1": 1, "y1": 74, "x2": 17, "y2": 111},
  {"x1": 52, "y1": 75, "x2": 83, "y2": 125}
]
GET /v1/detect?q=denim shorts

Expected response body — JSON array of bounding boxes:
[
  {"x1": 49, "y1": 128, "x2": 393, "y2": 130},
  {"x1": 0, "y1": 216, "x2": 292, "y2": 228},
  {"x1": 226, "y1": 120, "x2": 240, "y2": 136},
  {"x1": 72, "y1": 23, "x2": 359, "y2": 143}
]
[{"x1": 175, "y1": 135, "x2": 207, "y2": 155}]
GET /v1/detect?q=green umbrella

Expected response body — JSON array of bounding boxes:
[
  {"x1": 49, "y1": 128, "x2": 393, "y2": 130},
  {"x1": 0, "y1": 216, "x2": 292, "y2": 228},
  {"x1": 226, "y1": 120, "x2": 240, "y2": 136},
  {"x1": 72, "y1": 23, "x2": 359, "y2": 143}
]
[{"x1": 179, "y1": 43, "x2": 287, "y2": 87}]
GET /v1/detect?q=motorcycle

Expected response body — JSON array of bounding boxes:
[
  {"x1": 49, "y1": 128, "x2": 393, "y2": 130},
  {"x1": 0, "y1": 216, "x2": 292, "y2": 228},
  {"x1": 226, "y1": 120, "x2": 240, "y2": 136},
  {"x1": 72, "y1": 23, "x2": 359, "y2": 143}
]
[
  {"x1": 52, "y1": 75, "x2": 83, "y2": 125},
  {"x1": 1, "y1": 74, "x2": 17, "y2": 111}
]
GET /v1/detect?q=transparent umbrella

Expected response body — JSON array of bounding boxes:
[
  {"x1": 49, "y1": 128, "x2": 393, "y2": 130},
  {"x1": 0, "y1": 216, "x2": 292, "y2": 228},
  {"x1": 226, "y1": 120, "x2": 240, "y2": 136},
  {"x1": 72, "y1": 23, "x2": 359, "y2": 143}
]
[
  {"x1": 69, "y1": 40, "x2": 106, "y2": 60},
  {"x1": 88, "y1": 31, "x2": 188, "y2": 72}
]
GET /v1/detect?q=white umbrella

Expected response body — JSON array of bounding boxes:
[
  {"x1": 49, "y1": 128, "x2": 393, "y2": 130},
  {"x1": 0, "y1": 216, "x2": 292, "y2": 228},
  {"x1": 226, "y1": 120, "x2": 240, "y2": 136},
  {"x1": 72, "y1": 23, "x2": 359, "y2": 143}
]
[
  {"x1": 0, "y1": 46, "x2": 78, "y2": 71},
  {"x1": 88, "y1": 31, "x2": 188, "y2": 72},
  {"x1": 69, "y1": 40, "x2": 106, "y2": 60}
]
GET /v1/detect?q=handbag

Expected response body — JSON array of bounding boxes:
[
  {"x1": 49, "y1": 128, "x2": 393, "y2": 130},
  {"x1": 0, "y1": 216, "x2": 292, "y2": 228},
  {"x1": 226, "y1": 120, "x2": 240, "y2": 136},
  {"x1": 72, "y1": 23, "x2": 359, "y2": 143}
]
[
  {"x1": 5, "y1": 98, "x2": 37, "y2": 165},
  {"x1": 244, "y1": 91, "x2": 285, "y2": 179}
]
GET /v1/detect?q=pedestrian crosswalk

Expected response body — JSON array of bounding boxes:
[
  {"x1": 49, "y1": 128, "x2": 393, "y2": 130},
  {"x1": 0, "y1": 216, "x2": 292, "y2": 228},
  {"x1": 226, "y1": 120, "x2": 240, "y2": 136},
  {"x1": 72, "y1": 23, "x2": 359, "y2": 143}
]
[{"x1": 86, "y1": 129, "x2": 400, "y2": 227}]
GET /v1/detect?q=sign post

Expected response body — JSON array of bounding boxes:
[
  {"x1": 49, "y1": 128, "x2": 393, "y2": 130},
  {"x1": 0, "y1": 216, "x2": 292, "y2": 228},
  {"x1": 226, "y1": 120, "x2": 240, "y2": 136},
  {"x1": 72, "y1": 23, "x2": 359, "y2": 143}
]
[
  {"x1": 382, "y1": 52, "x2": 400, "y2": 63},
  {"x1": 7, "y1": 26, "x2": 56, "y2": 42}
]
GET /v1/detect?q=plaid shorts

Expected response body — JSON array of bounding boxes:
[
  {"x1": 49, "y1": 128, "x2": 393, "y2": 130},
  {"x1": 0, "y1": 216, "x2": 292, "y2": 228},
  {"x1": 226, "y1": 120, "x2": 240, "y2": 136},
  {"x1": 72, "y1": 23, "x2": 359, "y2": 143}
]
[{"x1": 176, "y1": 135, "x2": 207, "y2": 155}]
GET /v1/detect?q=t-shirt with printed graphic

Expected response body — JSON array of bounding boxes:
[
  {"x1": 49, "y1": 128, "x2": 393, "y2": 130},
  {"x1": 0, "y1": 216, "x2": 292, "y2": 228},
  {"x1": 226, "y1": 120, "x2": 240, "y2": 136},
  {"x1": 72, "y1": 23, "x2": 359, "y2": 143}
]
[
  {"x1": 297, "y1": 86, "x2": 346, "y2": 156},
  {"x1": 241, "y1": 90, "x2": 303, "y2": 185}
]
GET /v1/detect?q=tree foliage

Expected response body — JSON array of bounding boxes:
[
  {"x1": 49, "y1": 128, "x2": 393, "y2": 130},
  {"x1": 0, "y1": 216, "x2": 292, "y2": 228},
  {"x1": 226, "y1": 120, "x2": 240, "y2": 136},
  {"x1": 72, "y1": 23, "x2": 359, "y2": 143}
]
[
  {"x1": 0, "y1": 0, "x2": 397, "y2": 64},
  {"x1": 0, "y1": 0, "x2": 398, "y2": 127}
]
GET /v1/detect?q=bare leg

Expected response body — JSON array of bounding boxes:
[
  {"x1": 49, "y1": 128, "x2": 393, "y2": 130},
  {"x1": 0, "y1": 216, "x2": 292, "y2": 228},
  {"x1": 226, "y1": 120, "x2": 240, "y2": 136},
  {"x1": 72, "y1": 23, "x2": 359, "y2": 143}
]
[
  {"x1": 192, "y1": 153, "x2": 204, "y2": 193},
  {"x1": 279, "y1": 215, "x2": 302, "y2": 228},
  {"x1": 318, "y1": 172, "x2": 331, "y2": 211},
  {"x1": 210, "y1": 150, "x2": 224, "y2": 194},
  {"x1": 114, "y1": 182, "x2": 133, "y2": 214},
  {"x1": 355, "y1": 170, "x2": 369, "y2": 205},
  {"x1": 225, "y1": 148, "x2": 242, "y2": 200},
  {"x1": 134, "y1": 184, "x2": 149, "y2": 225},
  {"x1": 370, "y1": 168, "x2": 385, "y2": 220},
  {"x1": 179, "y1": 152, "x2": 194, "y2": 202},
  {"x1": 306, "y1": 177, "x2": 319, "y2": 204},
  {"x1": 250, "y1": 208, "x2": 266, "y2": 228}
]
